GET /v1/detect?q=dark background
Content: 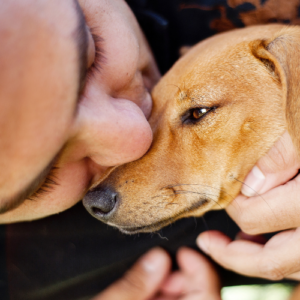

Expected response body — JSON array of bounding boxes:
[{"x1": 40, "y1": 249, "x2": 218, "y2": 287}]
[{"x1": 1, "y1": 0, "x2": 300, "y2": 299}]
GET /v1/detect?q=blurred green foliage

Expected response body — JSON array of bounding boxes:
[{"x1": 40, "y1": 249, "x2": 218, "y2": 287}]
[{"x1": 222, "y1": 284, "x2": 295, "y2": 300}]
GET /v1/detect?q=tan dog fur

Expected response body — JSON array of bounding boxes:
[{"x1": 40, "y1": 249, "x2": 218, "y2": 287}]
[{"x1": 90, "y1": 24, "x2": 300, "y2": 234}]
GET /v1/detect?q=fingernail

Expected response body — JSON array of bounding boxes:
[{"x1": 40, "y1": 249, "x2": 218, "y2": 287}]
[
  {"x1": 241, "y1": 166, "x2": 265, "y2": 197},
  {"x1": 196, "y1": 236, "x2": 210, "y2": 255},
  {"x1": 142, "y1": 248, "x2": 165, "y2": 273}
]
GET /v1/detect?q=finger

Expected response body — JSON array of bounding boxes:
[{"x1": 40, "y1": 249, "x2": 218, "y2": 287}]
[
  {"x1": 160, "y1": 248, "x2": 221, "y2": 299},
  {"x1": 197, "y1": 230, "x2": 300, "y2": 280},
  {"x1": 92, "y1": 248, "x2": 171, "y2": 300},
  {"x1": 289, "y1": 284, "x2": 300, "y2": 300},
  {"x1": 153, "y1": 295, "x2": 220, "y2": 300},
  {"x1": 151, "y1": 297, "x2": 176, "y2": 300},
  {"x1": 160, "y1": 271, "x2": 185, "y2": 296},
  {"x1": 235, "y1": 231, "x2": 267, "y2": 244},
  {"x1": 158, "y1": 286, "x2": 221, "y2": 300},
  {"x1": 226, "y1": 175, "x2": 300, "y2": 234},
  {"x1": 176, "y1": 247, "x2": 221, "y2": 294},
  {"x1": 179, "y1": 294, "x2": 221, "y2": 300},
  {"x1": 287, "y1": 271, "x2": 300, "y2": 281},
  {"x1": 179, "y1": 248, "x2": 221, "y2": 299},
  {"x1": 241, "y1": 131, "x2": 300, "y2": 197}
]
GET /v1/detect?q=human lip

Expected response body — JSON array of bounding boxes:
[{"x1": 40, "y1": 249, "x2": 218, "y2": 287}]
[{"x1": 141, "y1": 92, "x2": 152, "y2": 120}]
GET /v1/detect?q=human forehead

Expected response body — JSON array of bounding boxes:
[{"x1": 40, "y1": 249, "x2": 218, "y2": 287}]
[{"x1": 0, "y1": 0, "x2": 80, "y2": 198}]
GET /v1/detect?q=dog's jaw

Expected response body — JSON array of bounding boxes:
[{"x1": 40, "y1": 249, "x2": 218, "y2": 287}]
[{"x1": 109, "y1": 198, "x2": 211, "y2": 234}]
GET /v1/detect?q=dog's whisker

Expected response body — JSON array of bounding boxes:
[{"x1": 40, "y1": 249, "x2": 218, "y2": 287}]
[
  {"x1": 151, "y1": 193, "x2": 177, "y2": 199},
  {"x1": 233, "y1": 177, "x2": 278, "y2": 220},
  {"x1": 173, "y1": 190, "x2": 224, "y2": 208},
  {"x1": 157, "y1": 201, "x2": 179, "y2": 206},
  {"x1": 174, "y1": 190, "x2": 218, "y2": 197},
  {"x1": 205, "y1": 197, "x2": 223, "y2": 210},
  {"x1": 248, "y1": 125, "x2": 286, "y2": 169},
  {"x1": 151, "y1": 184, "x2": 231, "y2": 216},
  {"x1": 179, "y1": 191, "x2": 223, "y2": 210},
  {"x1": 162, "y1": 183, "x2": 236, "y2": 201},
  {"x1": 151, "y1": 205, "x2": 168, "y2": 209},
  {"x1": 163, "y1": 183, "x2": 215, "y2": 189},
  {"x1": 156, "y1": 185, "x2": 227, "y2": 211},
  {"x1": 193, "y1": 216, "x2": 198, "y2": 230},
  {"x1": 150, "y1": 203, "x2": 177, "y2": 211},
  {"x1": 201, "y1": 215, "x2": 210, "y2": 231},
  {"x1": 166, "y1": 83, "x2": 182, "y2": 94},
  {"x1": 227, "y1": 194, "x2": 243, "y2": 215},
  {"x1": 268, "y1": 134, "x2": 287, "y2": 169},
  {"x1": 156, "y1": 231, "x2": 168, "y2": 240}
]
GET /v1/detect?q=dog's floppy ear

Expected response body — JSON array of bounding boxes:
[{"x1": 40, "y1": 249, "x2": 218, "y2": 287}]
[{"x1": 250, "y1": 27, "x2": 300, "y2": 157}]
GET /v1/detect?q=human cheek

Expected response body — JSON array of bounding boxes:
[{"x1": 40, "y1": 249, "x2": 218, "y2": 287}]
[{"x1": 0, "y1": 159, "x2": 92, "y2": 223}]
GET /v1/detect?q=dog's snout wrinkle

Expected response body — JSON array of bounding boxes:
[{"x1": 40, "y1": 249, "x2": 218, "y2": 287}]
[{"x1": 83, "y1": 186, "x2": 119, "y2": 220}]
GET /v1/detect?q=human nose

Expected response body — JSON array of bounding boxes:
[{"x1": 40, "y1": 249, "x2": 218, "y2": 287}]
[{"x1": 70, "y1": 92, "x2": 153, "y2": 168}]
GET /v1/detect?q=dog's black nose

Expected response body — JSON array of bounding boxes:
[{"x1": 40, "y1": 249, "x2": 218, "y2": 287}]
[{"x1": 83, "y1": 186, "x2": 118, "y2": 220}]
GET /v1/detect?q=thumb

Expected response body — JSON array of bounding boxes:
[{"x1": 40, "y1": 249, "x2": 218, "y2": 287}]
[
  {"x1": 92, "y1": 248, "x2": 171, "y2": 300},
  {"x1": 241, "y1": 131, "x2": 300, "y2": 197}
]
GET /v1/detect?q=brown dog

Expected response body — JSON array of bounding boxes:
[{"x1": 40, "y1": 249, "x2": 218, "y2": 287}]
[{"x1": 83, "y1": 24, "x2": 300, "y2": 234}]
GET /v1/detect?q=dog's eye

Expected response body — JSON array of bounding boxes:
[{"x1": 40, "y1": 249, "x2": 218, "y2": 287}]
[
  {"x1": 193, "y1": 108, "x2": 208, "y2": 119},
  {"x1": 182, "y1": 107, "x2": 214, "y2": 124}
]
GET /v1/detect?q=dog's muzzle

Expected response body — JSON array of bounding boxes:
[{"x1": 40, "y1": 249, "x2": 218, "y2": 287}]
[{"x1": 83, "y1": 186, "x2": 119, "y2": 221}]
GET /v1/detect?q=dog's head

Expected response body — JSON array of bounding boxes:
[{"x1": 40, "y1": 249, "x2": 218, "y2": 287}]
[{"x1": 83, "y1": 25, "x2": 300, "y2": 233}]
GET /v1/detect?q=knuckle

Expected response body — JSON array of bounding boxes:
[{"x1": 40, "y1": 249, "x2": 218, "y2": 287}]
[
  {"x1": 258, "y1": 258, "x2": 285, "y2": 281},
  {"x1": 240, "y1": 225, "x2": 260, "y2": 236},
  {"x1": 263, "y1": 142, "x2": 289, "y2": 173},
  {"x1": 238, "y1": 215, "x2": 260, "y2": 235},
  {"x1": 239, "y1": 222, "x2": 253, "y2": 234},
  {"x1": 230, "y1": 200, "x2": 261, "y2": 235},
  {"x1": 119, "y1": 268, "x2": 147, "y2": 294}
]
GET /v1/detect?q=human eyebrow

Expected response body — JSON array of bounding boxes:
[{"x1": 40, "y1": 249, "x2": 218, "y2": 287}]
[{"x1": 0, "y1": 156, "x2": 58, "y2": 214}]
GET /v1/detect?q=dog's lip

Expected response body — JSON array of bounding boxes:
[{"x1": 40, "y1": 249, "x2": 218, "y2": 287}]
[
  {"x1": 117, "y1": 219, "x2": 172, "y2": 234},
  {"x1": 116, "y1": 198, "x2": 210, "y2": 234}
]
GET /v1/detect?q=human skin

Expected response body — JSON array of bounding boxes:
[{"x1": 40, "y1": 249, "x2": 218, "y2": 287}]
[
  {"x1": 0, "y1": 0, "x2": 160, "y2": 223},
  {"x1": 198, "y1": 131, "x2": 300, "y2": 281},
  {"x1": 93, "y1": 247, "x2": 221, "y2": 300},
  {"x1": 155, "y1": 248, "x2": 221, "y2": 300},
  {"x1": 0, "y1": 0, "x2": 298, "y2": 296},
  {"x1": 116, "y1": 134, "x2": 300, "y2": 299},
  {"x1": 0, "y1": 1, "x2": 223, "y2": 299}
]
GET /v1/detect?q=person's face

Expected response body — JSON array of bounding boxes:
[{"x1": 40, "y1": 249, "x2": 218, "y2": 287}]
[{"x1": 0, "y1": 0, "x2": 160, "y2": 223}]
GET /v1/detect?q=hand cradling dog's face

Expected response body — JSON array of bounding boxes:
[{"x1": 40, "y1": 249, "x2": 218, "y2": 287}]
[{"x1": 83, "y1": 24, "x2": 300, "y2": 234}]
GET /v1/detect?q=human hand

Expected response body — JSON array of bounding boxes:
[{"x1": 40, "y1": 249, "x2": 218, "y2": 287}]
[
  {"x1": 197, "y1": 131, "x2": 300, "y2": 280},
  {"x1": 91, "y1": 248, "x2": 171, "y2": 300},
  {"x1": 92, "y1": 247, "x2": 221, "y2": 300},
  {"x1": 153, "y1": 247, "x2": 221, "y2": 300}
]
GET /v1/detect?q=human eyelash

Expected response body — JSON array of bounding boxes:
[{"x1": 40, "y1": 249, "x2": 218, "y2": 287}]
[
  {"x1": 87, "y1": 31, "x2": 106, "y2": 79},
  {"x1": 28, "y1": 167, "x2": 59, "y2": 201},
  {"x1": 76, "y1": 31, "x2": 105, "y2": 108}
]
